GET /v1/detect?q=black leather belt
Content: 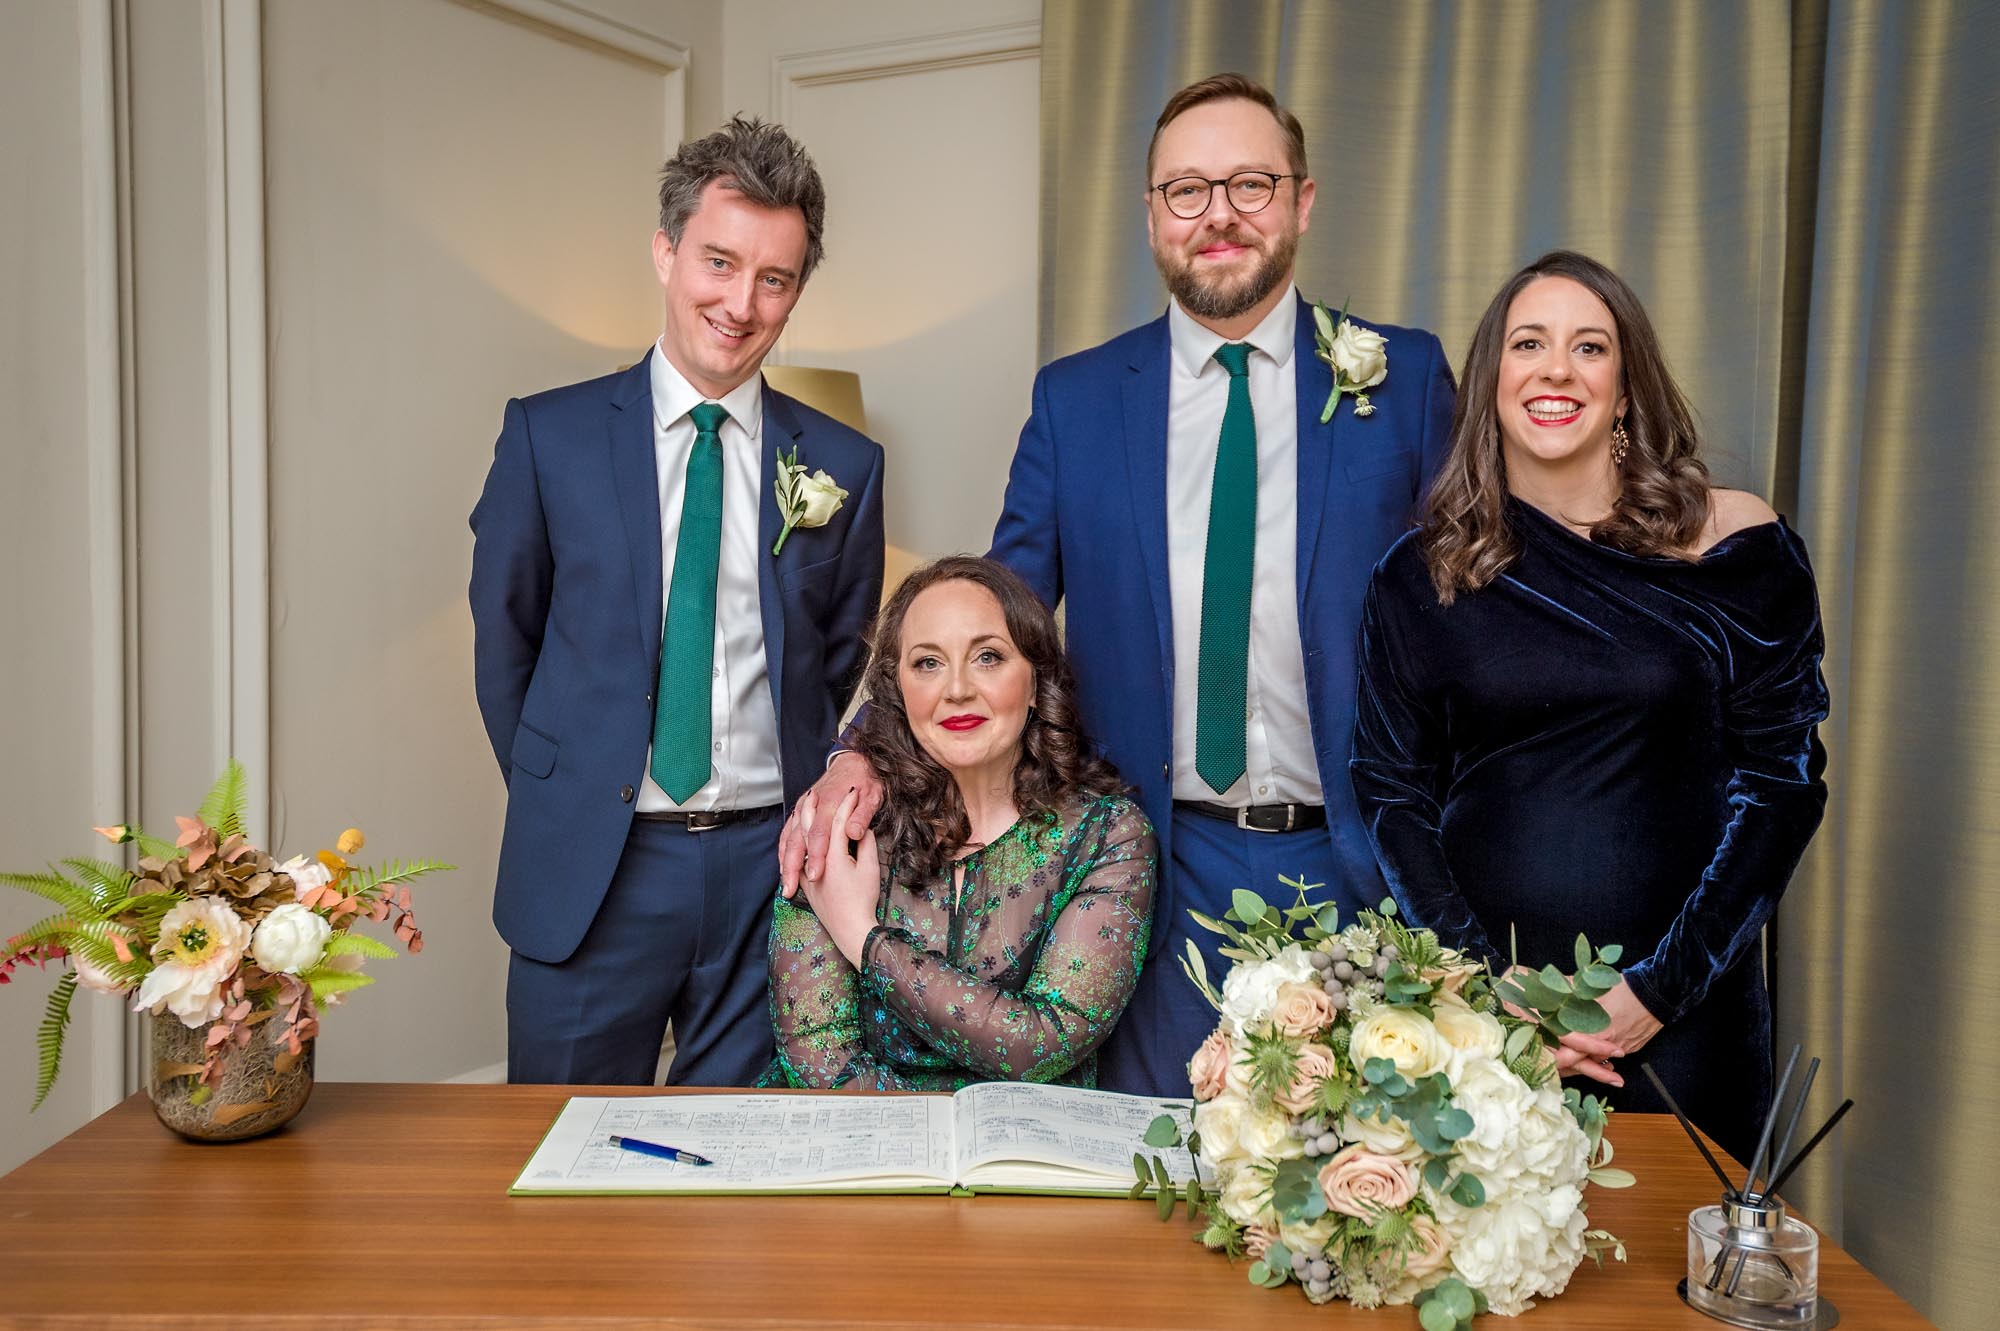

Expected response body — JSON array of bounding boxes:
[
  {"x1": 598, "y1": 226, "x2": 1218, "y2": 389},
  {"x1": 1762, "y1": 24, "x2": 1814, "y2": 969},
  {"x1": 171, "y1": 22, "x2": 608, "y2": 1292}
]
[
  {"x1": 1175, "y1": 800, "x2": 1327, "y2": 834},
  {"x1": 632, "y1": 805, "x2": 781, "y2": 831}
]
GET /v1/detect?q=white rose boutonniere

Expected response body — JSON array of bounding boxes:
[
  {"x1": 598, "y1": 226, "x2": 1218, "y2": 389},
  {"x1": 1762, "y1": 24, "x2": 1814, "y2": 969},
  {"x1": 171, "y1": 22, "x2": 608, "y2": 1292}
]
[
  {"x1": 1312, "y1": 299, "x2": 1389, "y2": 422},
  {"x1": 772, "y1": 445, "x2": 848, "y2": 555}
]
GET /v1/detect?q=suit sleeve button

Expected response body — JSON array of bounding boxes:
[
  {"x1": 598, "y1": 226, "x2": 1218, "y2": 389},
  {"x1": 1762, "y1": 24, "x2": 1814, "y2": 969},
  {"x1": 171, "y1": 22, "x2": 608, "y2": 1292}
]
[{"x1": 620, "y1": 785, "x2": 635, "y2": 802}]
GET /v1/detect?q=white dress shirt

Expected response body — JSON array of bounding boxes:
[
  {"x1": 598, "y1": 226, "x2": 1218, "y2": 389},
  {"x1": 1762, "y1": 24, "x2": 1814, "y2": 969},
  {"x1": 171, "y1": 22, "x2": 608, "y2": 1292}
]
[
  {"x1": 636, "y1": 344, "x2": 784, "y2": 811},
  {"x1": 1165, "y1": 290, "x2": 1322, "y2": 806}
]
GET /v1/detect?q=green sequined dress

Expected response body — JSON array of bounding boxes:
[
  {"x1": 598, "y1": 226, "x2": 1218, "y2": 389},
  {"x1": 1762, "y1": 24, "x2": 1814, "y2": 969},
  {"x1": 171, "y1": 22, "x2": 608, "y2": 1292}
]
[{"x1": 766, "y1": 792, "x2": 1156, "y2": 1090}]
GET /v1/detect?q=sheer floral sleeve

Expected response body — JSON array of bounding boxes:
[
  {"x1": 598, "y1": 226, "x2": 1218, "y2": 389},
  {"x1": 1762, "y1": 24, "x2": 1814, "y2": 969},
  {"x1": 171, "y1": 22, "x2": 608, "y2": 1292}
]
[
  {"x1": 768, "y1": 890, "x2": 924, "y2": 1090},
  {"x1": 767, "y1": 793, "x2": 1156, "y2": 1091}
]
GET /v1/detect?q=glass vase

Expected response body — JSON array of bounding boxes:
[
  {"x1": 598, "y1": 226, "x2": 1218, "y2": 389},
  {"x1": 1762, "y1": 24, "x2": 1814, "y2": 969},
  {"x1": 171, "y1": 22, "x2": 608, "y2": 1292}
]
[
  {"x1": 148, "y1": 1008, "x2": 315, "y2": 1142},
  {"x1": 1685, "y1": 1197, "x2": 1820, "y2": 1328}
]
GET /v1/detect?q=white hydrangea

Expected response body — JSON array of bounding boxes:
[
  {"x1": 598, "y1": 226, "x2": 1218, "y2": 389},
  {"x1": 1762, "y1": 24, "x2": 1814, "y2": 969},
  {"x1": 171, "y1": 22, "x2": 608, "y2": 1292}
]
[
  {"x1": 1218, "y1": 946, "x2": 1316, "y2": 1037},
  {"x1": 1443, "y1": 1185, "x2": 1589, "y2": 1315}
]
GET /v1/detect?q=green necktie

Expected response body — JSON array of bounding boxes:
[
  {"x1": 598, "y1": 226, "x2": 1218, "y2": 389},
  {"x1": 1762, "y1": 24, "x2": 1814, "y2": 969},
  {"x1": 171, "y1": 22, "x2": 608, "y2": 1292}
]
[
  {"x1": 1196, "y1": 343, "x2": 1255, "y2": 796},
  {"x1": 650, "y1": 401, "x2": 729, "y2": 802}
]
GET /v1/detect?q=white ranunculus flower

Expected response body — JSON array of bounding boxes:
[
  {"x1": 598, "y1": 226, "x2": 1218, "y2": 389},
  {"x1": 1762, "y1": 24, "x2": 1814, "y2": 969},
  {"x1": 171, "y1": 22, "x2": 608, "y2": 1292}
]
[
  {"x1": 133, "y1": 897, "x2": 252, "y2": 1026},
  {"x1": 278, "y1": 853, "x2": 333, "y2": 899},
  {"x1": 1327, "y1": 319, "x2": 1389, "y2": 389},
  {"x1": 1193, "y1": 1092, "x2": 1251, "y2": 1166},
  {"x1": 1349, "y1": 1006, "x2": 1450, "y2": 1080},
  {"x1": 1219, "y1": 946, "x2": 1316, "y2": 1037},
  {"x1": 251, "y1": 902, "x2": 332, "y2": 975}
]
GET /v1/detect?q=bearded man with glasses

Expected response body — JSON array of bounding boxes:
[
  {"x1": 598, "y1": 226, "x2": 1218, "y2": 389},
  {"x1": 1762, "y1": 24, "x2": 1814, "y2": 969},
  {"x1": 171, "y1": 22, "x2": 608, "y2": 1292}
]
[{"x1": 782, "y1": 73, "x2": 1454, "y2": 1097}]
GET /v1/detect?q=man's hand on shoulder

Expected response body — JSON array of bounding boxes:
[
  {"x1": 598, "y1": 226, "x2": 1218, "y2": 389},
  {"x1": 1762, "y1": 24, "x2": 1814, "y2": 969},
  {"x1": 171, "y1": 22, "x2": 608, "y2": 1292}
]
[{"x1": 778, "y1": 750, "x2": 884, "y2": 897}]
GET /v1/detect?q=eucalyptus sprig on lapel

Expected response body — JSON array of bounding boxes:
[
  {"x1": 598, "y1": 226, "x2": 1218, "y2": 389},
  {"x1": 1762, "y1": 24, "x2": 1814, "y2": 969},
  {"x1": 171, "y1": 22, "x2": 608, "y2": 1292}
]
[
  {"x1": 771, "y1": 445, "x2": 848, "y2": 556},
  {"x1": 1312, "y1": 299, "x2": 1390, "y2": 423}
]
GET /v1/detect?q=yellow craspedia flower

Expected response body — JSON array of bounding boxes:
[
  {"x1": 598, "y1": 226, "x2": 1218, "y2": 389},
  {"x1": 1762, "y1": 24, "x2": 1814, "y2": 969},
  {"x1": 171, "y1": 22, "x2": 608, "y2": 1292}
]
[{"x1": 336, "y1": 827, "x2": 365, "y2": 856}]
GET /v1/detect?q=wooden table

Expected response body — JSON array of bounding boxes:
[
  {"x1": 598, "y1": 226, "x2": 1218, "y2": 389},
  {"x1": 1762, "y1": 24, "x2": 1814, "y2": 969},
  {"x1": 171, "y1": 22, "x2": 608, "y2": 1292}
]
[{"x1": 0, "y1": 1084, "x2": 1931, "y2": 1329}]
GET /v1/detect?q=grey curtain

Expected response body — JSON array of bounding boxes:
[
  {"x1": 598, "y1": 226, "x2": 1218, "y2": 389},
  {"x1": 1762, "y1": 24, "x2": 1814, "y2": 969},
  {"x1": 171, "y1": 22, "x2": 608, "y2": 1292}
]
[{"x1": 1040, "y1": 3, "x2": 1999, "y2": 1327}]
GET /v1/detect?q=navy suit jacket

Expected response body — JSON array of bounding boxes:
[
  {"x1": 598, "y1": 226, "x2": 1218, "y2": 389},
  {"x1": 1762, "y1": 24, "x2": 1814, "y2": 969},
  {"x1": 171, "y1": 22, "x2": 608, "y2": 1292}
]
[
  {"x1": 470, "y1": 351, "x2": 885, "y2": 963},
  {"x1": 989, "y1": 295, "x2": 1453, "y2": 897}
]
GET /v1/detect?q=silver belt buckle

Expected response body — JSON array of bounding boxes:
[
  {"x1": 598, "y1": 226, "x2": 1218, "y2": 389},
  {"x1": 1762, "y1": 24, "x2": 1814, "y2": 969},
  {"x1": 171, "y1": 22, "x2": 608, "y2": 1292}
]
[
  {"x1": 685, "y1": 810, "x2": 724, "y2": 832},
  {"x1": 1235, "y1": 805, "x2": 1294, "y2": 834}
]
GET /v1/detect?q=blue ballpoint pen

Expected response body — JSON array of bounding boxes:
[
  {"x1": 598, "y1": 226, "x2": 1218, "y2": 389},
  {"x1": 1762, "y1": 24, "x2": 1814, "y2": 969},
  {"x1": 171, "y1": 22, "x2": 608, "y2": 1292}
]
[{"x1": 608, "y1": 1135, "x2": 713, "y2": 1166}]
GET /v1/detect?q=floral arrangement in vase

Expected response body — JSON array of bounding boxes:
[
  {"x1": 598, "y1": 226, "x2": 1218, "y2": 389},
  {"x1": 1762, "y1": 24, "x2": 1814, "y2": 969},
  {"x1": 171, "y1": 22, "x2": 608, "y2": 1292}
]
[
  {"x1": 0, "y1": 761, "x2": 450, "y2": 1131},
  {"x1": 1136, "y1": 879, "x2": 1634, "y2": 1328}
]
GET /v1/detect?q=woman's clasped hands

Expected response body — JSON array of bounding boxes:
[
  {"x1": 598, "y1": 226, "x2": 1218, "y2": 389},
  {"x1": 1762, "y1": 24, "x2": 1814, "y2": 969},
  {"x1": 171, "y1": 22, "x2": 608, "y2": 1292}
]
[{"x1": 791, "y1": 787, "x2": 882, "y2": 968}]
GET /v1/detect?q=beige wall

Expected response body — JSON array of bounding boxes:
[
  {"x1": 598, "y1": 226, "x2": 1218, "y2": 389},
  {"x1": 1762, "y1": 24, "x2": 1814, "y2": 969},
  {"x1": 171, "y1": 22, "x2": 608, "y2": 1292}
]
[
  {"x1": 0, "y1": 0, "x2": 120, "y2": 1174},
  {"x1": 721, "y1": 0, "x2": 1042, "y2": 577},
  {"x1": 0, "y1": 0, "x2": 1039, "y2": 1167}
]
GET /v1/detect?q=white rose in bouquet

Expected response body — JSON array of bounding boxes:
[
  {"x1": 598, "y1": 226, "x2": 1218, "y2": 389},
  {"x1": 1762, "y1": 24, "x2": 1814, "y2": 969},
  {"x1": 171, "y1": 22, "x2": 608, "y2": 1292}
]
[
  {"x1": 1219, "y1": 946, "x2": 1315, "y2": 1037},
  {"x1": 1431, "y1": 996, "x2": 1506, "y2": 1073},
  {"x1": 1238, "y1": 1102, "x2": 1306, "y2": 1162},
  {"x1": 1193, "y1": 1093, "x2": 1250, "y2": 1165},
  {"x1": 1216, "y1": 1162, "x2": 1277, "y2": 1228},
  {"x1": 1339, "y1": 1107, "x2": 1425, "y2": 1163},
  {"x1": 277, "y1": 852, "x2": 334, "y2": 900},
  {"x1": 251, "y1": 902, "x2": 333, "y2": 975},
  {"x1": 1348, "y1": 1006, "x2": 1450, "y2": 1079}
]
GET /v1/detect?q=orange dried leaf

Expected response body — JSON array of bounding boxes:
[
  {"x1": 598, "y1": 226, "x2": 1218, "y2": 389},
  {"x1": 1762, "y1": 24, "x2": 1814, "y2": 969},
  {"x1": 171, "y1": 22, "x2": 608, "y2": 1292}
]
[
  {"x1": 273, "y1": 1050, "x2": 299, "y2": 1075},
  {"x1": 242, "y1": 1007, "x2": 277, "y2": 1026},
  {"x1": 209, "y1": 1099, "x2": 278, "y2": 1127},
  {"x1": 204, "y1": 1025, "x2": 233, "y2": 1048},
  {"x1": 155, "y1": 1061, "x2": 207, "y2": 1080}
]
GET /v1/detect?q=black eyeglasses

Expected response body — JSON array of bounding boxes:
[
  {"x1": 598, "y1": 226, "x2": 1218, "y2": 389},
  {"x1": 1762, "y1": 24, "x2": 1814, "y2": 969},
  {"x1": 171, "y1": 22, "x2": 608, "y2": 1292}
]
[{"x1": 1150, "y1": 171, "x2": 1296, "y2": 219}]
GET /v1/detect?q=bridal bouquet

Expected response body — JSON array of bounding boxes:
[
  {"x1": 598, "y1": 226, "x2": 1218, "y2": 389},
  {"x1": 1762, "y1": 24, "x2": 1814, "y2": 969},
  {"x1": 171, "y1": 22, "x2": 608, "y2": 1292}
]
[
  {"x1": 1142, "y1": 880, "x2": 1632, "y2": 1327},
  {"x1": 0, "y1": 762, "x2": 450, "y2": 1109}
]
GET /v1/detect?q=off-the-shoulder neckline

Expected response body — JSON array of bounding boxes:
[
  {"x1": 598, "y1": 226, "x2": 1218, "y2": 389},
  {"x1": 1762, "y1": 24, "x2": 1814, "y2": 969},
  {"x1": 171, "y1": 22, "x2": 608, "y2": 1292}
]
[{"x1": 1508, "y1": 494, "x2": 1791, "y2": 566}]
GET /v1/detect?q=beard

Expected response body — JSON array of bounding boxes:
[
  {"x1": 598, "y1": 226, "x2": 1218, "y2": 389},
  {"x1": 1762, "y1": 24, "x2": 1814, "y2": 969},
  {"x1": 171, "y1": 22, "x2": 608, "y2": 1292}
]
[{"x1": 1154, "y1": 223, "x2": 1298, "y2": 321}]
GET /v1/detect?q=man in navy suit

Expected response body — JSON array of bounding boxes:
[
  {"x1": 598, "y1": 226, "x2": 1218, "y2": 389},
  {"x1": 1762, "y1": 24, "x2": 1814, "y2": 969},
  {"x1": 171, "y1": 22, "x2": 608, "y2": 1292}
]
[
  {"x1": 472, "y1": 117, "x2": 884, "y2": 1086},
  {"x1": 782, "y1": 75, "x2": 1451, "y2": 1096}
]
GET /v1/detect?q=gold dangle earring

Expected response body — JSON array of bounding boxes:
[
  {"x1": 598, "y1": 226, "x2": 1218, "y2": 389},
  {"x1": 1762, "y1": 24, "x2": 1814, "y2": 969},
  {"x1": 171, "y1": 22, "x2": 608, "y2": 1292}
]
[{"x1": 1610, "y1": 416, "x2": 1631, "y2": 467}]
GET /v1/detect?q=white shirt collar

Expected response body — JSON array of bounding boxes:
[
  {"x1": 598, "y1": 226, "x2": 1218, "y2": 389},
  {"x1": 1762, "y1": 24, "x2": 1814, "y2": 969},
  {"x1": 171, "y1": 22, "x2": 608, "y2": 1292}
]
[
  {"x1": 650, "y1": 339, "x2": 764, "y2": 440},
  {"x1": 1167, "y1": 285, "x2": 1299, "y2": 379}
]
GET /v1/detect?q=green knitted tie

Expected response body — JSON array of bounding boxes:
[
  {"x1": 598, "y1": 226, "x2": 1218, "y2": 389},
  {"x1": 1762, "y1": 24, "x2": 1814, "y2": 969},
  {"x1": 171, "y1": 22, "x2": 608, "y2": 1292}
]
[
  {"x1": 650, "y1": 401, "x2": 728, "y2": 802},
  {"x1": 1196, "y1": 343, "x2": 1255, "y2": 795}
]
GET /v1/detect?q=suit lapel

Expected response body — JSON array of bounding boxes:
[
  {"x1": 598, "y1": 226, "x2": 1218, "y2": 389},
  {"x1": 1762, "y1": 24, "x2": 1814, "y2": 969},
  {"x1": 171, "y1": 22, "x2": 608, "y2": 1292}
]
[
  {"x1": 1123, "y1": 316, "x2": 1176, "y2": 675},
  {"x1": 1293, "y1": 294, "x2": 1340, "y2": 608},
  {"x1": 757, "y1": 387, "x2": 798, "y2": 728},
  {"x1": 610, "y1": 352, "x2": 665, "y2": 666}
]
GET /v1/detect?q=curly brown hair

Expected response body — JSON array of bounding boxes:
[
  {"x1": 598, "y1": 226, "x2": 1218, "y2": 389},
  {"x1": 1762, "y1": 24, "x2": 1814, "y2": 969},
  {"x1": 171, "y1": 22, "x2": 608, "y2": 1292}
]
[
  {"x1": 1419, "y1": 250, "x2": 1712, "y2": 604},
  {"x1": 851, "y1": 556, "x2": 1124, "y2": 884}
]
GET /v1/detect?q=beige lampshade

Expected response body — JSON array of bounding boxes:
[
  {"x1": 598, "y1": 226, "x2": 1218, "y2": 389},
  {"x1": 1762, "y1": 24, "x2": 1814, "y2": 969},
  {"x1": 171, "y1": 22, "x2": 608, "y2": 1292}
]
[{"x1": 762, "y1": 365, "x2": 867, "y2": 434}]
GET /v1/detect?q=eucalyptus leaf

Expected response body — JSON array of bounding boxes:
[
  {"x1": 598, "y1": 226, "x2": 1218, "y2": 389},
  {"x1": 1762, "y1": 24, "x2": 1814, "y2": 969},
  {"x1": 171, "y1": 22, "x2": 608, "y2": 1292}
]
[
  {"x1": 1589, "y1": 1166, "x2": 1637, "y2": 1188},
  {"x1": 1438, "y1": 1107, "x2": 1474, "y2": 1140},
  {"x1": 1599, "y1": 943, "x2": 1623, "y2": 965},
  {"x1": 1451, "y1": 1172, "x2": 1486, "y2": 1207},
  {"x1": 1574, "y1": 934, "x2": 1593, "y2": 972},
  {"x1": 1143, "y1": 1114, "x2": 1180, "y2": 1148},
  {"x1": 1536, "y1": 964, "x2": 1573, "y2": 995},
  {"x1": 1133, "y1": 1153, "x2": 1149, "y2": 1182},
  {"x1": 1419, "y1": 1299, "x2": 1458, "y2": 1331},
  {"x1": 1248, "y1": 1260, "x2": 1271, "y2": 1286},
  {"x1": 1128, "y1": 1179, "x2": 1148, "y2": 1200},
  {"x1": 1231, "y1": 889, "x2": 1268, "y2": 924},
  {"x1": 1423, "y1": 1156, "x2": 1451, "y2": 1188},
  {"x1": 1504, "y1": 1023, "x2": 1536, "y2": 1063},
  {"x1": 1157, "y1": 1187, "x2": 1175, "y2": 1221},
  {"x1": 1443, "y1": 1280, "x2": 1476, "y2": 1321},
  {"x1": 1560, "y1": 998, "x2": 1611, "y2": 1034},
  {"x1": 1151, "y1": 1156, "x2": 1173, "y2": 1191},
  {"x1": 1581, "y1": 963, "x2": 1621, "y2": 989}
]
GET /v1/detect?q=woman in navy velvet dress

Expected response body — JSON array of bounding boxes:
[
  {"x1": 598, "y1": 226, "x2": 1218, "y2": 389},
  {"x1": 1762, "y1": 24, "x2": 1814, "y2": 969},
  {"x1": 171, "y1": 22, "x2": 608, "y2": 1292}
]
[{"x1": 1350, "y1": 251, "x2": 1828, "y2": 1162}]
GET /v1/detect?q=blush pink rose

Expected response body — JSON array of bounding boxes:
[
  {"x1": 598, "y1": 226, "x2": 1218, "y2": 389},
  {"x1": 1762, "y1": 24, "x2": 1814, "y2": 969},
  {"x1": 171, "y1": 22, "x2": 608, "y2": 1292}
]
[
  {"x1": 1274, "y1": 1042, "x2": 1338, "y2": 1114},
  {"x1": 1243, "y1": 1224, "x2": 1277, "y2": 1260},
  {"x1": 1272, "y1": 981, "x2": 1337, "y2": 1037},
  {"x1": 1188, "y1": 1030, "x2": 1234, "y2": 1102},
  {"x1": 1404, "y1": 1212, "x2": 1452, "y2": 1279},
  {"x1": 1318, "y1": 1144, "x2": 1419, "y2": 1219}
]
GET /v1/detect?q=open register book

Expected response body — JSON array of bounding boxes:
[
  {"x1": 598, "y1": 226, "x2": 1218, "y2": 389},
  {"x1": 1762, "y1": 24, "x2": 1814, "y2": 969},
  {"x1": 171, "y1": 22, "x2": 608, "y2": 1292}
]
[{"x1": 509, "y1": 1082, "x2": 1206, "y2": 1197}]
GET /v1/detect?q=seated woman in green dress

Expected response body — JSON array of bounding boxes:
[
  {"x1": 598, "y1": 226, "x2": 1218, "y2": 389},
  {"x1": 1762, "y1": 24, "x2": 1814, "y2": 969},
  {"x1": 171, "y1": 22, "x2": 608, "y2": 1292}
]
[{"x1": 768, "y1": 555, "x2": 1157, "y2": 1090}]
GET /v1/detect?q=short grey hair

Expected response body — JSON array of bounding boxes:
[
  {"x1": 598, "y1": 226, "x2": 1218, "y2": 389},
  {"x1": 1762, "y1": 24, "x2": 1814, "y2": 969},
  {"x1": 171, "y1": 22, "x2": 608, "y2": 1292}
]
[{"x1": 657, "y1": 115, "x2": 827, "y2": 282}]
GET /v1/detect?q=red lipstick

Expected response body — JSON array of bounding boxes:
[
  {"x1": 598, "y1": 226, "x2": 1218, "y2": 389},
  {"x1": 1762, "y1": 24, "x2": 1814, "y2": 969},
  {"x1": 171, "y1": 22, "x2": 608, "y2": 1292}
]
[{"x1": 939, "y1": 715, "x2": 987, "y2": 732}]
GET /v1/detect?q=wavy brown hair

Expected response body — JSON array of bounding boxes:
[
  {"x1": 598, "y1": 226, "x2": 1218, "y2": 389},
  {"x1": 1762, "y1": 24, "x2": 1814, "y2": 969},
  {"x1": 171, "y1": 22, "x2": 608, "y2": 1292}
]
[
  {"x1": 1420, "y1": 250, "x2": 1712, "y2": 603},
  {"x1": 852, "y1": 556, "x2": 1124, "y2": 884}
]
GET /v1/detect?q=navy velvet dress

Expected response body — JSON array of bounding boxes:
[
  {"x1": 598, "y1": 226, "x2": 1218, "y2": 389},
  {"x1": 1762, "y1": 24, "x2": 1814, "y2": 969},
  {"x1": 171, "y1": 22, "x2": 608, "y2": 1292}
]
[{"x1": 1351, "y1": 499, "x2": 1828, "y2": 1162}]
